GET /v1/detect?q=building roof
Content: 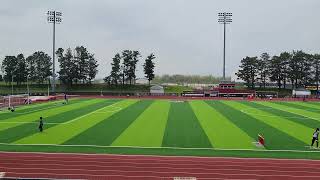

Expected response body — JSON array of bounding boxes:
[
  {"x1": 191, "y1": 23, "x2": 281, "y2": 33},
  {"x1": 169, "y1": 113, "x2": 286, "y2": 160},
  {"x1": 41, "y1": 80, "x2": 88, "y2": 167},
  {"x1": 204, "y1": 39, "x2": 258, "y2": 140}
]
[{"x1": 150, "y1": 85, "x2": 164, "y2": 90}]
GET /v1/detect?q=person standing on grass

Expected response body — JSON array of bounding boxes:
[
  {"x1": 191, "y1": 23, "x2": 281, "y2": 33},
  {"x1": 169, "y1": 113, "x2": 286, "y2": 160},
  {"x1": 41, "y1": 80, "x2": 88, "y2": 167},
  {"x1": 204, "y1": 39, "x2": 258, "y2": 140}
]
[
  {"x1": 64, "y1": 93, "x2": 68, "y2": 104},
  {"x1": 311, "y1": 128, "x2": 319, "y2": 148},
  {"x1": 10, "y1": 106, "x2": 15, "y2": 112},
  {"x1": 39, "y1": 117, "x2": 44, "y2": 132}
]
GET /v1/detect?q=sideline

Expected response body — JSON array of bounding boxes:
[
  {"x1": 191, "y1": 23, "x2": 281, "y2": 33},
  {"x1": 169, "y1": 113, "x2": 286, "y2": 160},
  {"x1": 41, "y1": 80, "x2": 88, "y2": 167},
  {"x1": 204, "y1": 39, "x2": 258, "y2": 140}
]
[
  {"x1": 240, "y1": 107, "x2": 320, "y2": 120},
  {"x1": 0, "y1": 143, "x2": 319, "y2": 153},
  {"x1": 1, "y1": 149, "x2": 320, "y2": 163},
  {"x1": 0, "y1": 102, "x2": 121, "y2": 125},
  {"x1": 0, "y1": 102, "x2": 65, "y2": 115}
]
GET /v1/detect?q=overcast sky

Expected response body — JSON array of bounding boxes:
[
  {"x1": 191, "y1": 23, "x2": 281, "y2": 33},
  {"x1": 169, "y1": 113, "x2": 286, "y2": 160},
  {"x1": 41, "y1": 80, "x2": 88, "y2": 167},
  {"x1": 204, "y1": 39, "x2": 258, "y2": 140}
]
[{"x1": 1, "y1": 0, "x2": 320, "y2": 80}]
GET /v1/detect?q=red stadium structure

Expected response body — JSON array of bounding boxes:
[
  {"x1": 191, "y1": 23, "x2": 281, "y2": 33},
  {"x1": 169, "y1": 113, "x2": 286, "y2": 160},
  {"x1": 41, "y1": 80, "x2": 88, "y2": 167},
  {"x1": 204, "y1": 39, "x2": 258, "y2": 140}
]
[{"x1": 182, "y1": 82, "x2": 256, "y2": 98}]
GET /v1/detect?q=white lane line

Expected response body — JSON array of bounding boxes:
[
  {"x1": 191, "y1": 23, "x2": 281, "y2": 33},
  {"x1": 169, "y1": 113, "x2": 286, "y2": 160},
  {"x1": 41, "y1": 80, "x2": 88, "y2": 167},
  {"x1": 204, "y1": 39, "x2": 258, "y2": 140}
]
[
  {"x1": 0, "y1": 157, "x2": 319, "y2": 168},
  {"x1": 4, "y1": 170, "x2": 320, "y2": 178},
  {"x1": 0, "y1": 158, "x2": 316, "y2": 167},
  {"x1": 9, "y1": 165, "x2": 320, "y2": 174},
  {"x1": 0, "y1": 150, "x2": 319, "y2": 162},
  {"x1": 0, "y1": 143, "x2": 319, "y2": 153},
  {"x1": 0, "y1": 162, "x2": 319, "y2": 174},
  {"x1": 4, "y1": 173, "x2": 168, "y2": 180},
  {"x1": 0, "y1": 172, "x2": 5, "y2": 178}
]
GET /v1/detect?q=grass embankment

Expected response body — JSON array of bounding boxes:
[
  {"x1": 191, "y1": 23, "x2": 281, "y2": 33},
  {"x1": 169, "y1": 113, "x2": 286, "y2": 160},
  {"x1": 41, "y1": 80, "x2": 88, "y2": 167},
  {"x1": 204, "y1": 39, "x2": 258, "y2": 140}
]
[{"x1": 0, "y1": 83, "x2": 192, "y2": 95}]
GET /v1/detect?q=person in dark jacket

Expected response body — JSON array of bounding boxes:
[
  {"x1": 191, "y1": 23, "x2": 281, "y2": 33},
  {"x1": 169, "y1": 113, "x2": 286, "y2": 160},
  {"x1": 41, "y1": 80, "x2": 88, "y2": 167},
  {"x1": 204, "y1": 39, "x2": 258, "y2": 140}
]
[
  {"x1": 64, "y1": 93, "x2": 68, "y2": 104},
  {"x1": 39, "y1": 117, "x2": 44, "y2": 132},
  {"x1": 311, "y1": 128, "x2": 319, "y2": 148}
]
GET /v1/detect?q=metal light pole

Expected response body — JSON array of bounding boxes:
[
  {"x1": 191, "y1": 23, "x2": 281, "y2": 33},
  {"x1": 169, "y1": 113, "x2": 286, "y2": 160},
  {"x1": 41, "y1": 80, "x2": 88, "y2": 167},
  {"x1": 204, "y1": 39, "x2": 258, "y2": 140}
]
[
  {"x1": 26, "y1": 75, "x2": 30, "y2": 104},
  {"x1": 218, "y1": 12, "x2": 232, "y2": 80},
  {"x1": 47, "y1": 11, "x2": 62, "y2": 95},
  {"x1": 11, "y1": 74, "x2": 14, "y2": 96},
  {"x1": 10, "y1": 73, "x2": 15, "y2": 108}
]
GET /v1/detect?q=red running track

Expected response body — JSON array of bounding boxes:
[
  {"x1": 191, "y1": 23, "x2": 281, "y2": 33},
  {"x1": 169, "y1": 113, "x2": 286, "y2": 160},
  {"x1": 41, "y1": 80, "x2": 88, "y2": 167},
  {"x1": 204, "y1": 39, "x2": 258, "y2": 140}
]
[{"x1": 0, "y1": 152, "x2": 320, "y2": 180}]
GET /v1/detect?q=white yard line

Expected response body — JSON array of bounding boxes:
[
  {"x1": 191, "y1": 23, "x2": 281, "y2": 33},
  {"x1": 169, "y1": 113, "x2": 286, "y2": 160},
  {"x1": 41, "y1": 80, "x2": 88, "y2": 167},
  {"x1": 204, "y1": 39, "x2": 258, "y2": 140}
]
[{"x1": 61, "y1": 103, "x2": 123, "y2": 125}]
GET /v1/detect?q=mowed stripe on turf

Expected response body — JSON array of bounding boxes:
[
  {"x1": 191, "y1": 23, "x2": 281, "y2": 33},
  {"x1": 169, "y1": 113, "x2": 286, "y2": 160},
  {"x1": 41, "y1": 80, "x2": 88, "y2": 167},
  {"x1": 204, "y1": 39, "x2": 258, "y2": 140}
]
[
  {"x1": 229, "y1": 101, "x2": 310, "y2": 147},
  {"x1": 0, "y1": 99, "x2": 95, "y2": 132},
  {"x1": 112, "y1": 100, "x2": 170, "y2": 147},
  {"x1": 0, "y1": 99, "x2": 82, "y2": 121},
  {"x1": 288, "y1": 101, "x2": 320, "y2": 110},
  {"x1": 0, "y1": 99, "x2": 119, "y2": 143},
  {"x1": 162, "y1": 101, "x2": 211, "y2": 148},
  {"x1": 190, "y1": 100, "x2": 256, "y2": 149},
  {"x1": 14, "y1": 99, "x2": 136, "y2": 145},
  {"x1": 245, "y1": 102, "x2": 320, "y2": 129},
  {"x1": 256, "y1": 101, "x2": 320, "y2": 122},
  {"x1": 63, "y1": 100, "x2": 151, "y2": 146},
  {"x1": 272, "y1": 101, "x2": 320, "y2": 113},
  {"x1": 211, "y1": 101, "x2": 306, "y2": 150}
]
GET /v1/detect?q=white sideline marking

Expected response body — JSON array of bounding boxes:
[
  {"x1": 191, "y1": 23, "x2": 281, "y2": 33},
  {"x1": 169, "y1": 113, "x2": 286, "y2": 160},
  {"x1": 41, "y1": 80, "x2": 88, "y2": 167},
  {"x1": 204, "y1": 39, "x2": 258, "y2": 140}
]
[
  {"x1": 0, "y1": 103, "x2": 64, "y2": 115},
  {"x1": 0, "y1": 102, "x2": 121, "y2": 125},
  {"x1": 0, "y1": 121, "x2": 61, "y2": 125},
  {"x1": 240, "y1": 107, "x2": 320, "y2": 120},
  {"x1": 62, "y1": 103, "x2": 123, "y2": 125},
  {"x1": 0, "y1": 172, "x2": 5, "y2": 178},
  {"x1": 0, "y1": 143, "x2": 319, "y2": 153},
  {"x1": 13, "y1": 103, "x2": 65, "y2": 115}
]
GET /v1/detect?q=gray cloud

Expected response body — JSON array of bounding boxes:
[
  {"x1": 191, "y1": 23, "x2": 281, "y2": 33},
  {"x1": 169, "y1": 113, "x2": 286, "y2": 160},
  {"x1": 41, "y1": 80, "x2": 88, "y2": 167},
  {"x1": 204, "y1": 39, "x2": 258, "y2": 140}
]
[{"x1": 1, "y1": 0, "x2": 320, "y2": 80}]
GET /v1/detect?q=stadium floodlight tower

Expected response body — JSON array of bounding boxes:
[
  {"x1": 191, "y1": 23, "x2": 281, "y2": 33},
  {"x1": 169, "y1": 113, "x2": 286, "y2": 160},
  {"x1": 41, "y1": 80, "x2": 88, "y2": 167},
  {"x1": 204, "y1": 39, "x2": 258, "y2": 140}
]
[
  {"x1": 218, "y1": 12, "x2": 232, "y2": 80},
  {"x1": 47, "y1": 11, "x2": 62, "y2": 95}
]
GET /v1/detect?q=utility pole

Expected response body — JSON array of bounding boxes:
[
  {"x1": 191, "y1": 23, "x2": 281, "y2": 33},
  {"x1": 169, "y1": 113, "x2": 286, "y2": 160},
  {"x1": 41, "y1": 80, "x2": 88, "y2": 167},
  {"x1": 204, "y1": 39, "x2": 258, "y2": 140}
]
[
  {"x1": 218, "y1": 12, "x2": 232, "y2": 80},
  {"x1": 47, "y1": 11, "x2": 62, "y2": 95},
  {"x1": 27, "y1": 75, "x2": 30, "y2": 104}
]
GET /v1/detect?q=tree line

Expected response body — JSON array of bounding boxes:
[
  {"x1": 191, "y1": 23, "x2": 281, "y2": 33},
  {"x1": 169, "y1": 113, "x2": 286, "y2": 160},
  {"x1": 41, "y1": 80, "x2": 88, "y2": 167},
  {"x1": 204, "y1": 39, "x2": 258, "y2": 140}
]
[
  {"x1": 105, "y1": 50, "x2": 156, "y2": 85},
  {"x1": 153, "y1": 74, "x2": 229, "y2": 84},
  {"x1": 0, "y1": 45, "x2": 99, "y2": 86},
  {"x1": 1, "y1": 52, "x2": 52, "y2": 85},
  {"x1": 236, "y1": 51, "x2": 320, "y2": 90},
  {"x1": 56, "y1": 46, "x2": 98, "y2": 86}
]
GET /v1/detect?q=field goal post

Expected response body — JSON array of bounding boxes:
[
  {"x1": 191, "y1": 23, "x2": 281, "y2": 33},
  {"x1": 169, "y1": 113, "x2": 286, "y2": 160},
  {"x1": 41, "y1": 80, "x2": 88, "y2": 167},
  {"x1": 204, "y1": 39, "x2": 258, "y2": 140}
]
[
  {"x1": 0, "y1": 94, "x2": 29, "y2": 110},
  {"x1": 0, "y1": 96, "x2": 5, "y2": 111}
]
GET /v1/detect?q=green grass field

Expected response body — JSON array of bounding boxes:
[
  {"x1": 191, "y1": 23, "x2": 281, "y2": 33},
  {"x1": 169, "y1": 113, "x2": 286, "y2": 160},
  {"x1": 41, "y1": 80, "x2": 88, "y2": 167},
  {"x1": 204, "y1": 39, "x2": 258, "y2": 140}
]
[{"x1": 1, "y1": 98, "x2": 320, "y2": 159}]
